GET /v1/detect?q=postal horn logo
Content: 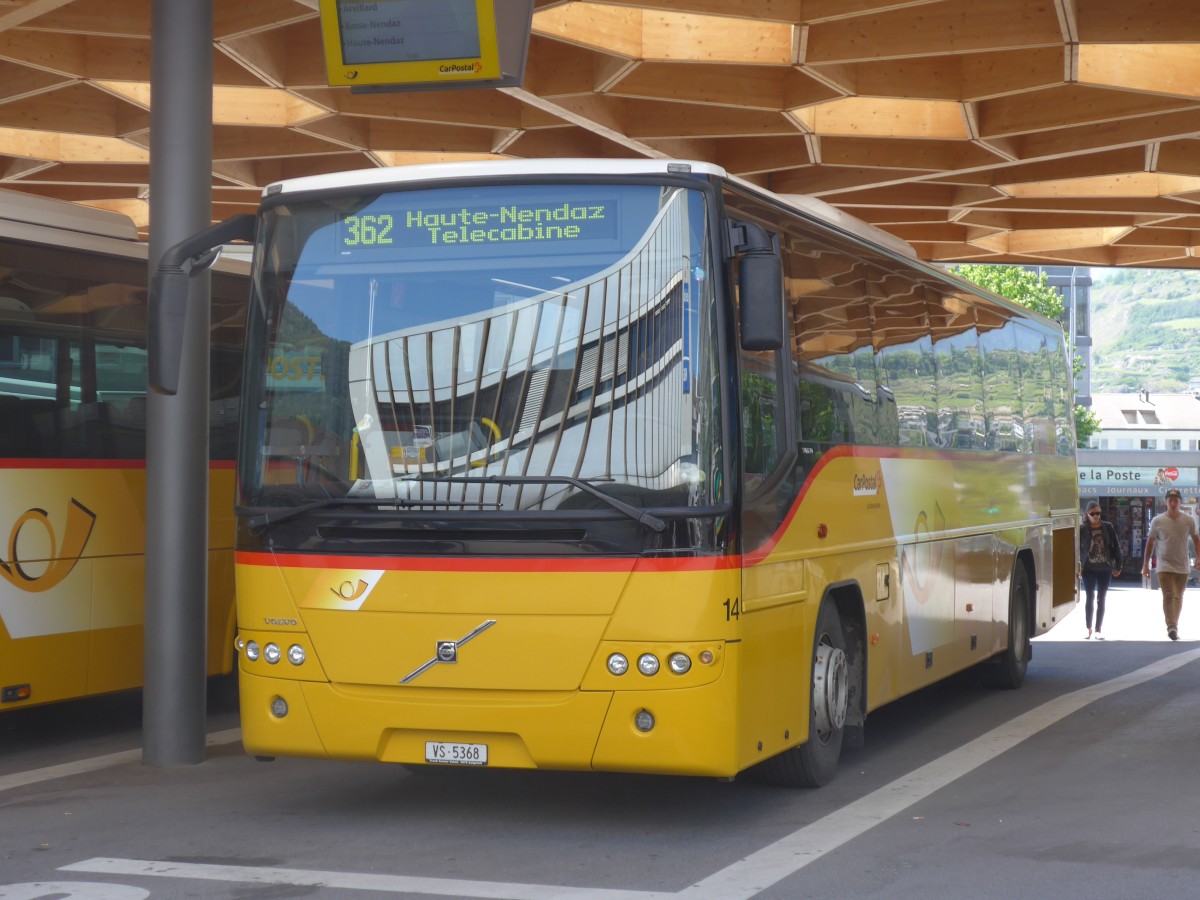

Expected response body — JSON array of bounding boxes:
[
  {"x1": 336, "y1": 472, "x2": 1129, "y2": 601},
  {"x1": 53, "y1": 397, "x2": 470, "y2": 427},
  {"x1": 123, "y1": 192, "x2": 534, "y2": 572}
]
[{"x1": 0, "y1": 499, "x2": 96, "y2": 592}]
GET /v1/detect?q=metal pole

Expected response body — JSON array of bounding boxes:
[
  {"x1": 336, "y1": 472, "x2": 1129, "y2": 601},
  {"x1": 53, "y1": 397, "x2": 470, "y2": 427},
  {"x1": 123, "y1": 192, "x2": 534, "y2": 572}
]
[{"x1": 144, "y1": 0, "x2": 213, "y2": 765}]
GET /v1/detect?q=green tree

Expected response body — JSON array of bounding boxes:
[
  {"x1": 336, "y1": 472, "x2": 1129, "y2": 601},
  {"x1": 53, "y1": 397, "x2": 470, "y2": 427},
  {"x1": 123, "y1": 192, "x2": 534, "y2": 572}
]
[
  {"x1": 949, "y1": 264, "x2": 1096, "y2": 447},
  {"x1": 950, "y1": 264, "x2": 1064, "y2": 319}
]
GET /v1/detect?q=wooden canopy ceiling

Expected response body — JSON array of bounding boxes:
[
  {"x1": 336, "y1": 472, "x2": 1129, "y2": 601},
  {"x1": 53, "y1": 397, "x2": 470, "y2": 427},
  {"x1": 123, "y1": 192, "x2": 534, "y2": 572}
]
[{"x1": 4, "y1": 0, "x2": 1200, "y2": 267}]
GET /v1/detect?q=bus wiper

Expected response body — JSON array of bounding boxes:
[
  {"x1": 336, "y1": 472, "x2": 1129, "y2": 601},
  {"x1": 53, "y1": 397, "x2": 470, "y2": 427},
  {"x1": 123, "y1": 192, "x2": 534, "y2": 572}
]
[
  {"x1": 405, "y1": 474, "x2": 668, "y2": 534},
  {"x1": 240, "y1": 497, "x2": 411, "y2": 532}
]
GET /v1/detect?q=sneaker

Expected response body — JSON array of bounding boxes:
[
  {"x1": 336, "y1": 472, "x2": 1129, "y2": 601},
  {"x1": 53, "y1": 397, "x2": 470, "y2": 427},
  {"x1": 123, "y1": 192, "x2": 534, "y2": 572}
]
[
  {"x1": 1169, "y1": 628, "x2": 1179, "y2": 641},
  {"x1": 1095, "y1": 632, "x2": 1105, "y2": 640}
]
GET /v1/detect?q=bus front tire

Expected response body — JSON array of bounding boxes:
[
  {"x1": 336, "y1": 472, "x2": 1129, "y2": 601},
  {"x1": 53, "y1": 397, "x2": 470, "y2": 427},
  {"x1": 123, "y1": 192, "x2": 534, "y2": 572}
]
[
  {"x1": 983, "y1": 562, "x2": 1032, "y2": 689},
  {"x1": 758, "y1": 602, "x2": 848, "y2": 788}
]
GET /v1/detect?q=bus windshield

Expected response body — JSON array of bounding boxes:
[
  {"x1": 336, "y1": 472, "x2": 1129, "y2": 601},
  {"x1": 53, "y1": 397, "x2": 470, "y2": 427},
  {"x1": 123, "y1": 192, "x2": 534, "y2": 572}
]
[{"x1": 240, "y1": 181, "x2": 726, "y2": 548}]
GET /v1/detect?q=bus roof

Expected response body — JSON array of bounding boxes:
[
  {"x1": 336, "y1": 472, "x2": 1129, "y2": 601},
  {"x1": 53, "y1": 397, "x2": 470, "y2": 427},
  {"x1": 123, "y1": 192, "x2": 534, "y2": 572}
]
[
  {"x1": 264, "y1": 158, "x2": 916, "y2": 261},
  {"x1": 0, "y1": 187, "x2": 139, "y2": 241}
]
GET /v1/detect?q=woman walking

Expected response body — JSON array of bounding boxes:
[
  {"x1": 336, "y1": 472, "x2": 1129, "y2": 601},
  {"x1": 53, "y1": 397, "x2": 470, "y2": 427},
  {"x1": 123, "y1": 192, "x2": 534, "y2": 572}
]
[{"x1": 1079, "y1": 501, "x2": 1122, "y2": 639}]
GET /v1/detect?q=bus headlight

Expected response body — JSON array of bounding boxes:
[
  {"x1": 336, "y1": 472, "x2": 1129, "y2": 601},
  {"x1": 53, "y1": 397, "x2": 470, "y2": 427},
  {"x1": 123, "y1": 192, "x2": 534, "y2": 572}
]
[
  {"x1": 637, "y1": 653, "x2": 660, "y2": 676},
  {"x1": 667, "y1": 653, "x2": 691, "y2": 675},
  {"x1": 263, "y1": 643, "x2": 282, "y2": 665},
  {"x1": 287, "y1": 644, "x2": 306, "y2": 666},
  {"x1": 244, "y1": 641, "x2": 260, "y2": 661},
  {"x1": 607, "y1": 653, "x2": 629, "y2": 675}
]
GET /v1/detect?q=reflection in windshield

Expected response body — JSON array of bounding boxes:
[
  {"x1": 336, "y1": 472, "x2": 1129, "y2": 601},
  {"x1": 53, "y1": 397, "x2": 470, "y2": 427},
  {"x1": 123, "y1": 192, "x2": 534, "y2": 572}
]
[{"x1": 242, "y1": 182, "x2": 724, "y2": 540}]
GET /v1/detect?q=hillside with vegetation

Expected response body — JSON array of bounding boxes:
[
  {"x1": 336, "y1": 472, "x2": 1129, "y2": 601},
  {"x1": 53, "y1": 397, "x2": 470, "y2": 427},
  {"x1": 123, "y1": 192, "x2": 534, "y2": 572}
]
[{"x1": 1089, "y1": 268, "x2": 1200, "y2": 392}]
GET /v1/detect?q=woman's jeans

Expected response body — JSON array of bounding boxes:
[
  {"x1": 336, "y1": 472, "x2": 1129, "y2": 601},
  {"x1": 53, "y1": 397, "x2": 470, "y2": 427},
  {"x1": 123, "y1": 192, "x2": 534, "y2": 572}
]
[{"x1": 1081, "y1": 569, "x2": 1112, "y2": 631}]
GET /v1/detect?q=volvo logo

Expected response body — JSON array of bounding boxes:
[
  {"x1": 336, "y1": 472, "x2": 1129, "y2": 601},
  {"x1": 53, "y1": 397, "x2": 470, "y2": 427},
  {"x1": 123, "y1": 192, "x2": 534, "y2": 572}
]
[{"x1": 400, "y1": 620, "x2": 497, "y2": 684}]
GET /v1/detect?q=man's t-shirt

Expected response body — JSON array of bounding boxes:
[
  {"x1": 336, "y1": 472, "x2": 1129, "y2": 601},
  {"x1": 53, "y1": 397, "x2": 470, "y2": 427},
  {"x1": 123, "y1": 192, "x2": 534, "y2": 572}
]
[{"x1": 1148, "y1": 512, "x2": 1198, "y2": 574}]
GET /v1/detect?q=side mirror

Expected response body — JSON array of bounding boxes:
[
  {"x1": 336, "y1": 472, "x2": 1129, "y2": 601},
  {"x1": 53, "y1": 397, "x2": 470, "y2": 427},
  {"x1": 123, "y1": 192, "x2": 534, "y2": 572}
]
[
  {"x1": 731, "y1": 221, "x2": 784, "y2": 352},
  {"x1": 149, "y1": 214, "x2": 256, "y2": 395}
]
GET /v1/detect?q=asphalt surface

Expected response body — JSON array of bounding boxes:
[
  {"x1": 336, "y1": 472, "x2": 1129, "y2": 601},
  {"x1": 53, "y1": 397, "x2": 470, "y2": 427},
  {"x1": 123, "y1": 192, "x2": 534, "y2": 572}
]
[{"x1": 2, "y1": 580, "x2": 1199, "y2": 900}]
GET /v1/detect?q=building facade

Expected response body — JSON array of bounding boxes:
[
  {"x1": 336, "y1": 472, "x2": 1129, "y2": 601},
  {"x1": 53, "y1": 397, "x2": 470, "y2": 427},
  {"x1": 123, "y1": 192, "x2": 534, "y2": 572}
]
[{"x1": 1078, "y1": 392, "x2": 1200, "y2": 575}]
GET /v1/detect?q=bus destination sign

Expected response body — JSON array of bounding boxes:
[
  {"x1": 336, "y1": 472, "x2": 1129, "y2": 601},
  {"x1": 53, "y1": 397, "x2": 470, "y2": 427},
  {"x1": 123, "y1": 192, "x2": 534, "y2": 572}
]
[{"x1": 337, "y1": 200, "x2": 619, "y2": 253}]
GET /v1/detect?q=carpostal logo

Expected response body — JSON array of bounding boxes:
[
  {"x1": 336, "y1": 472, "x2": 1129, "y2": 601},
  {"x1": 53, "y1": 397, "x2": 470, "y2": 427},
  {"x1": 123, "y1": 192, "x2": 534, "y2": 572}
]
[
  {"x1": 439, "y1": 61, "x2": 484, "y2": 76},
  {"x1": 853, "y1": 470, "x2": 882, "y2": 497}
]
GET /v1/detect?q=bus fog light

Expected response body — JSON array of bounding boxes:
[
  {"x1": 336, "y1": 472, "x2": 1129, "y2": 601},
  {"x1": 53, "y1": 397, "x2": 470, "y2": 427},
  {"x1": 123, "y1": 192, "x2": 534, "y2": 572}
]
[
  {"x1": 699, "y1": 650, "x2": 714, "y2": 665},
  {"x1": 607, "y1": 653, "x2": 629, "y2": 675},
  {"x1": 668, "y1": 653, "x2": 691, "y2": 674},
  {"x1": 637, "y1": 654, "x2": 660, "y2": 676},
  {"x1": 235, "y1": 637, "x2": 245, "y2": 651},
  {"x1": 287, "y1": 644, "x2": 306, "y2": 666},
  {"x1": 245, "y1": 641, "x2": 260, "y2": 661},
  {"x1": 270, "y1": 696, "x2": 288, "y2": 718},
  {"x1": 634, "y1": 709, "x2": 655, "y2": 732},
  {"x1": 263, "y1": 643, "x2": 282, "y2": 665}
]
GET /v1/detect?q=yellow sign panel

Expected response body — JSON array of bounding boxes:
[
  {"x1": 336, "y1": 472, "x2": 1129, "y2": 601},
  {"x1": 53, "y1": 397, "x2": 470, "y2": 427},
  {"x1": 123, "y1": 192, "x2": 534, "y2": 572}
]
[{"x1": 319, "y1": 0, "x2": 501, "y2": 87}]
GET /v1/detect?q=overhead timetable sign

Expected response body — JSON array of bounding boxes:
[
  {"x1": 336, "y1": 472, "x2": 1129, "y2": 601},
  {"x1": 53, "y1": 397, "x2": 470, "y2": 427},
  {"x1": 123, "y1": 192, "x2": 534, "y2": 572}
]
[{"x1": 320, "y1": 0, "x2": 515, "y2": 89}]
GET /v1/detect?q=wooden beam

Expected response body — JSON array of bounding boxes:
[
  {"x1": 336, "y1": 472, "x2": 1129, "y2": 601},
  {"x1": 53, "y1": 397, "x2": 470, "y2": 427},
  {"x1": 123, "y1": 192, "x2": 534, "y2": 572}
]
[
  {"x1": 791, "y1": 97, "x2": 968, "y2": 139},
  {"x1": 214, "y1": 0, "x2": 316, "y2": 41},
  {"x1": 0, "y1": 59, "x2": 72, "y2": 101},
  {"x1": 579, "y1": 0, "x2": 802, "y2": 21},
  {"x1": 800, "y1": 0, "x2": 945, "y2": 25},
  {"x1": 8, "y1": 161, "x2": 151, "y2": 184},
  {"x1": 976, "y1": 84, "x2": 1198, "y2": 139},
  {"x1": 1014, "y1": 107, "x2": 1200, "y2": 162},
  {"x1": 501, "y1": 87, "x2": 666, "y2": 156},
  {"x1": 711, "y1": 135, "x2": 811, "y2": 175},
  {"x1": 624, "y1": 99, "x2": 799, "y2": 139},
  {"x1": 1079, "y1": 44, "x2": 1200, "y2": 100},
  {"x1": 1157, "y1": 140, "x2": 1200, "y2": 178},
  {"x1": 0, "y1": 30, "x2": 86, "y2": 76},
  {"x1": 533, "y1": 3, "x2": 793, "y2": 64},
  {"x1": 523, "y1": 34, "x2": 617, "y2": 97},
  {"x1": 364, "y1": 120, "x2": 505, "y2": 155},
  {"x1": 0, "y1": 0, "x2": 86, "y2": 33},
  {"x1": 819, "y1": 136, "x2": 999, "y2": 171},
  {"x1": 767, "y1": 165, "x2": 934, "y2": 196},
  {"x1": 1078, "y1": 2, "x2": 1200, "y2": 43},
  {"x1": 0, "y1": 126, "x2": 148, "y2": 163},
  {"x1": 0, "y1": 82, "x2": 139, "y2": 138},
  {"x1": 301, "y1": 87, "x2": 527, "y2": 129},
  {"x1": 804, "y1": 0, "x2": 1062, "y2": 64},
  {"x1": 502, "y1": 125, "x2": 644, "y2": 158},
  {"x1": 219, "y1": 19, "x2": 327, "y2": 89},
  {"x1": 212, "y1": 125, "x2": 350, "y2": 162}
]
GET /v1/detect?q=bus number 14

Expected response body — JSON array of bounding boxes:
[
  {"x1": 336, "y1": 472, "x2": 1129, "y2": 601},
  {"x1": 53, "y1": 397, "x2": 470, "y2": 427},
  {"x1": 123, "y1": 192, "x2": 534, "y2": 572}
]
[{"x1": 723, "y1": 597, "x2": 741, "y2": 621}]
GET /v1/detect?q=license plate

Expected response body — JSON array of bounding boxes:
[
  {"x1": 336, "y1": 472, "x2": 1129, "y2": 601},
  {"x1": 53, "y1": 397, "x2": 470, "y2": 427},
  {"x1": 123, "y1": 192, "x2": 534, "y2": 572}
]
[{"x1": 425, "y1": 741, "x2": 488, "y2": 766}]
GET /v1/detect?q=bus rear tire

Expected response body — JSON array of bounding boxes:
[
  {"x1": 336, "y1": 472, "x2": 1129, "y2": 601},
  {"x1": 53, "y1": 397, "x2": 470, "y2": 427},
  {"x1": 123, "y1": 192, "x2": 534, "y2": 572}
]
[
  {"x1": 758, "y1": 602, "x2": 848, "y2": 788},
  {"x1": 983, "y1": 562, "x2": 1032, "y2": 689}
]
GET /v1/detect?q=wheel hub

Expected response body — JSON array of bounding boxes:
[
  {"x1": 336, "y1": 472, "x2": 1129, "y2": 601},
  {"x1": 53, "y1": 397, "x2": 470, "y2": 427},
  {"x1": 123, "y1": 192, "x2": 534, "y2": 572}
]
[{"x1": 813, "y1": 643, "x2": 848, "y2": 735}]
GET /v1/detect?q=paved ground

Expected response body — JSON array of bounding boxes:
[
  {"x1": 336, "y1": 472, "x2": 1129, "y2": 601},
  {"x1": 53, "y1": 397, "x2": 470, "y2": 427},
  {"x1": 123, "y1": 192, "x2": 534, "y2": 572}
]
[
  {"x1": 4, "y1": 583, "x2": 1200, "y2": 899},
  {"x1": 1039, "y1": 579, "x2": 1199, "y2": 644}
]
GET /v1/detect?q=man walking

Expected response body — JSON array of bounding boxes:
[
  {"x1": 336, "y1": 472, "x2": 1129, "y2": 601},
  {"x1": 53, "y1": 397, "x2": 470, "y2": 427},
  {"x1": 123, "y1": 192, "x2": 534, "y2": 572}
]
[{"x1": 1141, "y1": 488, "x2": 1200, "y2": 640}]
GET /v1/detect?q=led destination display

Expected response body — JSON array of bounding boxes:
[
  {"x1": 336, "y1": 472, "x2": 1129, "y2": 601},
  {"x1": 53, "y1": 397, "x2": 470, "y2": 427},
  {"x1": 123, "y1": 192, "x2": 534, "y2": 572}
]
[{"x1": 336, "y1": 198, "x2": 620, "y2": 254}]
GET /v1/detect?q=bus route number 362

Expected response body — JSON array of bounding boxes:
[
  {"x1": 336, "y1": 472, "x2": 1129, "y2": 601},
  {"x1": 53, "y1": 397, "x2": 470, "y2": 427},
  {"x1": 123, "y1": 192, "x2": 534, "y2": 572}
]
[{"x1": 425, "y1": 740, "x2": 488, "y2": 765}]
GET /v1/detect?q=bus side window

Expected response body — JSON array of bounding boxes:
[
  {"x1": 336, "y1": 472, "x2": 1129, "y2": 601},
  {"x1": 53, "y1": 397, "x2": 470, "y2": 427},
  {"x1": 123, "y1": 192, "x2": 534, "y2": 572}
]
[{"x1": 741, "y1": 362, "x2": 781, "y2": 476}]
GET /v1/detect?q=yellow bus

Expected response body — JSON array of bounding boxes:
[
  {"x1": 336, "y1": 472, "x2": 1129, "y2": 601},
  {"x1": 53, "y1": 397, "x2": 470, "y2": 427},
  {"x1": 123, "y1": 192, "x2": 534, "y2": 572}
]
[
  {"x1": 166, "y1": 159, "x2": 1077, "y2": 785},
  {"x1": 0, "y1": 189, "x2": 246, "y2": 710}
]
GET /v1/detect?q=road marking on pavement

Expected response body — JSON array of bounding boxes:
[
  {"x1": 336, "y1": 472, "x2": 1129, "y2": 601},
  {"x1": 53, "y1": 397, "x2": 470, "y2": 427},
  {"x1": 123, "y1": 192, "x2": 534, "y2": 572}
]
[
  {"x1": 679, "y1": 647, "x2": 1200, "y2": 898},
  {"x1": 59, "y1": 858, "x2": 675, "y2": 900},
  {"x1": 56, "y1": 648, "x2": 1200, "y2": 899},
  {"x1": 0, "y1": 729, "x2": 241, "y2": 795}
]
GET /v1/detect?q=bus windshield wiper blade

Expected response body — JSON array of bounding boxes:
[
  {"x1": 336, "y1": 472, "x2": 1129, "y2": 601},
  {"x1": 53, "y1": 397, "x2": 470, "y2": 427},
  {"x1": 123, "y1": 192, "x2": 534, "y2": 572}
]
[
  {"x1": 404, "y1": 474, "x2": 668, "y2": 534},
  {"x1": 240, "y1": 497, "x2": 406, "y2": 532}
]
